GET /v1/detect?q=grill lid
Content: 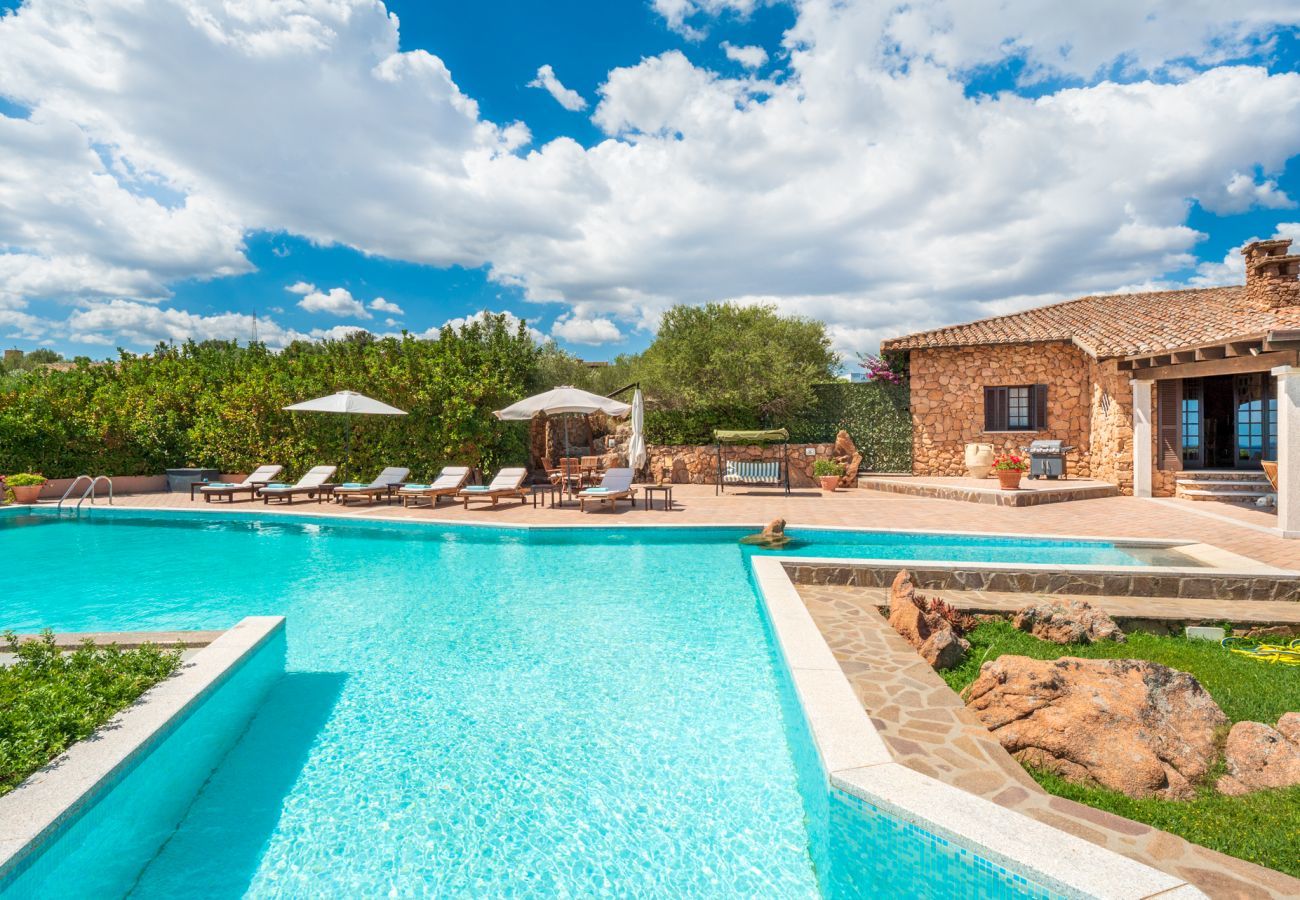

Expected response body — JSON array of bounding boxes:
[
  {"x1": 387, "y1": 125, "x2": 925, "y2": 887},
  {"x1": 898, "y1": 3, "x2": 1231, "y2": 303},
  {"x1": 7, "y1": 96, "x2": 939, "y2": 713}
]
[{"x1": 1025, "y1": 439, "x2": 1072, "y2": 455}]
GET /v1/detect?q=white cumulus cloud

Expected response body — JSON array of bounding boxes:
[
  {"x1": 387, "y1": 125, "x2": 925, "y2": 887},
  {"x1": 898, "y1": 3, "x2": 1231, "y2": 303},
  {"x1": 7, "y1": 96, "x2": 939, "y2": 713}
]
[
  {"x1": 528, "y1": 64, "x2": 588, "y2": 112},
  {"x1": 369, "y1": 297, "x2": 404, "y2": 315},
  {"x1": 437, "y1": 309, "x2": 544, "y2": 343},
  {"x1": 720, "y1": 41, "x2": 767, "y2": 69},
  {"x1": 2, "y1": 0, "x2": 1300, "y2": 356},
  {"x1": 288, "y1": 283, "x2": 371, "y2": 318},
  {"x1": 550, "y1": 314, "x2": 623, "y2": 345}
]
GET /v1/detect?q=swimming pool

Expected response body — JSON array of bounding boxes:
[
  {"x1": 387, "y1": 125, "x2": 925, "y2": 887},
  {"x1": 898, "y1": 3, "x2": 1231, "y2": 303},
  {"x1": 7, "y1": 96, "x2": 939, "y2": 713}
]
[{"x1": 0, "y1": 509, "x2": 1123, "y2": 896}]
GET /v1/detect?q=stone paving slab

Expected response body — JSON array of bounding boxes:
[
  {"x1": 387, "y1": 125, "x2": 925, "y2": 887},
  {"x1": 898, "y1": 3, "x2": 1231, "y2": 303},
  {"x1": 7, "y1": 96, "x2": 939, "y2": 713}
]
[
  {"x1": 859, "y1": 475, "x2": 1120, "y2": 506},
  {"x1": 816, "y1": 584, "x2": 1300, "y2": 627},
  {"x1": 796, "y1": 582, "x2": 1300, "y2": 899}
]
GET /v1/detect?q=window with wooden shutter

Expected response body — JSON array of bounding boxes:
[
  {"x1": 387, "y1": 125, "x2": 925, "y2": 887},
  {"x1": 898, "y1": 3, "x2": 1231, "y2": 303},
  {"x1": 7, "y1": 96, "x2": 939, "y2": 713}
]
[
  {"x1": 1156, "y1": 379, "x2": 1182, "y2": 471},
  {"x1": 984, "y1": 384, "x2": 1047, "y2": 431}
]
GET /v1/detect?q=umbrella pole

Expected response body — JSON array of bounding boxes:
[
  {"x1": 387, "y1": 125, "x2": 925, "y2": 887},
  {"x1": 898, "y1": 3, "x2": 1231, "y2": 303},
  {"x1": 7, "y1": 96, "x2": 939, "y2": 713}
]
[{"x1": 344, "y1": 413, "x2": 351, "y2": 480}]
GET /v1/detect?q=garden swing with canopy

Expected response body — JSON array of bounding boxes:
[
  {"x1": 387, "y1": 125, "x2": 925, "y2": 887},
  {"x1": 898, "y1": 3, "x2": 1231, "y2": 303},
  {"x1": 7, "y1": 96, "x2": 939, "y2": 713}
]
[{"x1": 714, "y1": 429, "x2": 791, "y2": 495}]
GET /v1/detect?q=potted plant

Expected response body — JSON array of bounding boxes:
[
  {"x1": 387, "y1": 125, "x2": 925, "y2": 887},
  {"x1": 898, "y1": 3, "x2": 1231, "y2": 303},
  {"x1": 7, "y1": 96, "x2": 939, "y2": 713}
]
[
  {"x1": 813, "y1": 459, "x2": 845, "y2": 492},
  {"x1": 5, "y1": 473, "x2": 47, "y2": 504},
  {"x1": 991, "y1": 454, "x2": 1028, "y2": 490}
]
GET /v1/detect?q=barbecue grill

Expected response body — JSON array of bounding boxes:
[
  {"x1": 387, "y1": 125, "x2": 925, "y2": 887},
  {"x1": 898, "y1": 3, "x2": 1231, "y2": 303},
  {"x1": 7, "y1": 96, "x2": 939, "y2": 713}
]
[{"x1": 1022, "y1": 439, "x2": 1074, "y2": 480}]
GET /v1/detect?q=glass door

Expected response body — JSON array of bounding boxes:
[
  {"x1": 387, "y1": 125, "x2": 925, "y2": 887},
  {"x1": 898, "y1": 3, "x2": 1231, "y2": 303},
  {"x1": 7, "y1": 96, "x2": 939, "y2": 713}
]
[
  {"x1": 1233, "y1": 373, "x2": 1277, "y2": 468},
  {"x1": 1180, "y1": 378, "x2": 1202, "y2": 468}
]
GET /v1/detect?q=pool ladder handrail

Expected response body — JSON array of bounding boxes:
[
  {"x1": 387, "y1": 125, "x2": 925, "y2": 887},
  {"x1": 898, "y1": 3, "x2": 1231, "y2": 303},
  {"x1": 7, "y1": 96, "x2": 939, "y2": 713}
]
[{"x1": 56, "y1": 474, "x2": 114, "y2": 511}]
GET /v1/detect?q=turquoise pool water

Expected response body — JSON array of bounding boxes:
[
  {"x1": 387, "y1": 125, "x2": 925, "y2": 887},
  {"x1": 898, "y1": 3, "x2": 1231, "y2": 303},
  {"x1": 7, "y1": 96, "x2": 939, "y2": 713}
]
[{"x1": 0, "y1": 510, "x2": 1088, "y2": 897}]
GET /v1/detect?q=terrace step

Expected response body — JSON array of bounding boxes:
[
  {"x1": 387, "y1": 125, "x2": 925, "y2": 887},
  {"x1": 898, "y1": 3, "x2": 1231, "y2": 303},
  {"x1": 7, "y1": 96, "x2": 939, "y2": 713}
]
[
  {"x1": 1178, "y1": 488, "x2": 1272, "y2": 502},
  {"x1": 1174, "y1": 471, "x2": 1272, "y2": 503},
  {"x1": 1174, "y1": 470, "x2": 1270, "y2": 481}
]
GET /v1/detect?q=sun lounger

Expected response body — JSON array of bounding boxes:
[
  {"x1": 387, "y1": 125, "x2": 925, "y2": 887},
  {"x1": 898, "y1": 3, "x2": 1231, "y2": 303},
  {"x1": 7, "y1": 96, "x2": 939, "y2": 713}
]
[
  {"x1": 257, "y1": 466, "x2": 337, "y2": 505},
  {"x1": 333, "y1": 467, "x2": 411, "y2": 506},
  {"x1": 578, "y1": 467, "x2": 636, "y2": 512},
  {"x1": 458, "y1": 467, "x2": 529, "y2": 508},
  {"x1": 398, "y1": 466, "x2": 471, "y2": 507},
  {"x1": 200, "y1": 465, "x2": 284, "y2": 503}
]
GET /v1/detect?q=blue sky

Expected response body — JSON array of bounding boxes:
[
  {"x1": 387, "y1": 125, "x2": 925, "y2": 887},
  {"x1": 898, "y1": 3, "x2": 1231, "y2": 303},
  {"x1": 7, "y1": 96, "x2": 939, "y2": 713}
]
[
  {"x1": 149, "y1": 1, "x2": 800, "y2": 358},
  {"x1": 2, "y1": 1, "x2": 1300, "y2": 361}
]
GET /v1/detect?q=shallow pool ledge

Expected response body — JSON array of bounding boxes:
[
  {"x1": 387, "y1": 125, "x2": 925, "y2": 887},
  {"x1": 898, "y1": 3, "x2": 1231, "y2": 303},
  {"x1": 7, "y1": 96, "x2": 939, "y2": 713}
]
[
  {"x1": 750, "y1": 556, "x2": 1203, "y2": 900},
  {"x1": 0, "y1": 615, "x2": 285, "y2": 884}
]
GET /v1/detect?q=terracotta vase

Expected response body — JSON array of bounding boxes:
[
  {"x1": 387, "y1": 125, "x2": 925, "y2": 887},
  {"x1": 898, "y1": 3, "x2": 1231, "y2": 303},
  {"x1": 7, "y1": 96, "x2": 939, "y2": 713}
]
[
  {"x1": 819, "y1": 475, "x2": 840, "y2": 492},
  {"x1": 995, "y1": 470, "x2": 1023, "y2": 491},
  {"x1": 9, "y1": 483, "x2": 44, "y2": 504},
  {"x1": 964, "y1": 442, "x2": 995, "y2": 478}
]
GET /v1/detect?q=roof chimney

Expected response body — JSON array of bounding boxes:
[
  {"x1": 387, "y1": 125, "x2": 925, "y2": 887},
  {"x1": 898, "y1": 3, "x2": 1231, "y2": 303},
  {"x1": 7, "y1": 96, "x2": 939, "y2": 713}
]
[{"x1": 1242, "y1": 238, "x2": 1300, "y2": 310}]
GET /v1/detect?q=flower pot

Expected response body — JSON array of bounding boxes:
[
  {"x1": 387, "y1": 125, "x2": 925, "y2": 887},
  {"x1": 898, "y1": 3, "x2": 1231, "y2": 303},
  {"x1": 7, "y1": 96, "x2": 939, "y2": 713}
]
[
  {"x1": 995, "y1": 471, "x2": 1023, "y2": 491},
  {"x1": 819, "y1": 475, "x2": 840, "y2": 492},
  {"x1": 964, "y1": 442, "x2": 995, "y2": 478},
  {"x1": 10, "y1": 483, "x2": 44, "y2": 504}
]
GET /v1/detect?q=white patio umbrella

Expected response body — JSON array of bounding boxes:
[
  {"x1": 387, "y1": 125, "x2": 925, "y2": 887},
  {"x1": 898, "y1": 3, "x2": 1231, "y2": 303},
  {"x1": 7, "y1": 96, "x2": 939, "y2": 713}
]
[
  {"x1": 628, "y1": 388, "x2": 647, "y2": 474},
  {"x1": 494, "y1": 386, "x2": 631, "y2": 458},
  {"x1": 283, "y1": 390, "x2": 407, "y2": 477}
]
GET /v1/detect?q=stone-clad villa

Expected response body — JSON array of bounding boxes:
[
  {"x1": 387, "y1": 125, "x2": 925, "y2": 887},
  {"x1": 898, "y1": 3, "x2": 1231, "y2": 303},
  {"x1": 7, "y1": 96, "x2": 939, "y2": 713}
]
[{"x1": 882, "y1": 239, "x2": 1300, "y2": 537}]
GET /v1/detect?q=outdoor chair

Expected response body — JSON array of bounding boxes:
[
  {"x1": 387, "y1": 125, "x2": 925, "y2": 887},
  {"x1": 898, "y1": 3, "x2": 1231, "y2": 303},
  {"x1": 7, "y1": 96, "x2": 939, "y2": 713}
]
[
  {"x1": 579, "y1": 455, "x2": 603, "y2": 486},
  {"x1": 578, "y1": 467, "x2": 637, "y2": 512},
  {"x1": 554, "y1": 457, "x2": 584, "y2": 495},
  {"x1": 399, "y1": 466, "x2": 471, "y2": 507},
  {"x1": 458, "y1": 467, "x2": 530, "y2": 508},
  {"x1": 257, "y1": 466, "x2": 337, "y2": 505},
  {"x1": 199, "y1": 465, "x2": 283, "y2": 503},
  {"x1": 333, "y1": 467, "x2": 411, "y2": 506}
]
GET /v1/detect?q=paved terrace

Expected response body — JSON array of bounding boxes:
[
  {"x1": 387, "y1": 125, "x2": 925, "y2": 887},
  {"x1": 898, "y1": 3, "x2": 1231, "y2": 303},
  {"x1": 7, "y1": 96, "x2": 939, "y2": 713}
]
[{"x1": 73, "y1": 483, "x2": 1300, "y2": 570}]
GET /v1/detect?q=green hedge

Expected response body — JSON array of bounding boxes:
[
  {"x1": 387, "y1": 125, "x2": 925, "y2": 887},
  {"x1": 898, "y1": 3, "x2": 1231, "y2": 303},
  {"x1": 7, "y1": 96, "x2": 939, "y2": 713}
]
[
  {"x1": 788, "y1": 382, "x2": 912, "y2": 472},
  {"x1": 0, "y1": 320, "x2": 538, "y2": 481},
  {"x1": 644, "y1": 406, "x2": 762, "y2": 445},
  {"x1": 645, "y1": 382, "x2": 912, "y2": 473}
]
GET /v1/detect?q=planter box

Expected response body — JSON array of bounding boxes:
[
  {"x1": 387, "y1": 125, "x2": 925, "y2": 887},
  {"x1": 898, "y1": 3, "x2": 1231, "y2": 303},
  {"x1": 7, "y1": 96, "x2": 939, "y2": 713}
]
[{"x1": 164, "y1": 468, "x2": 220, "y2": 493}]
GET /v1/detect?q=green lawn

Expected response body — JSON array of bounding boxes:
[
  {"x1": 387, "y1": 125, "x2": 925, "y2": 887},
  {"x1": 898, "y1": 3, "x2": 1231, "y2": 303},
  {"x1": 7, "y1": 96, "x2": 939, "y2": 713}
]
[
  {"x1": 940, "y1": 620, "x2": 1300, "y2": 878},
  {"x1": 0, "y1": 631, "x2": 182, "y2": 796}
]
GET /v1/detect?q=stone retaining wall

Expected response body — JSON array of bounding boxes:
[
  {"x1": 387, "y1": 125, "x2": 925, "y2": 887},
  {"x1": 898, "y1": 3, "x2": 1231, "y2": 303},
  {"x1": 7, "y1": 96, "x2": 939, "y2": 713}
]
[
  {"x1": 646, "y1": 443, "x2": 835, "y2": 487},
  {"x1": 783, "y1": 561, "x2": 1300, "y2": 602}
]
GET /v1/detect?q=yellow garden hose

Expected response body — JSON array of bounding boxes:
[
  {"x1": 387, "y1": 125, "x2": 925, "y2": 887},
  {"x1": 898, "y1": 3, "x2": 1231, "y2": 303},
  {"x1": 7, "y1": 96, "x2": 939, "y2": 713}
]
[{"x1": 1221, "y1": 637, "x2": 1300, "y2": 666}]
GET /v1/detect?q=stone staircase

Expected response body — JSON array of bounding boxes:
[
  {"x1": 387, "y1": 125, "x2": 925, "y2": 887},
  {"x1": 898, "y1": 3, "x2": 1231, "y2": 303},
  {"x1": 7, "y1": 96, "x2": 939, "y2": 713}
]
[{"x1": 1174, "y1": 470, "x2": 1274, "y2": 504}]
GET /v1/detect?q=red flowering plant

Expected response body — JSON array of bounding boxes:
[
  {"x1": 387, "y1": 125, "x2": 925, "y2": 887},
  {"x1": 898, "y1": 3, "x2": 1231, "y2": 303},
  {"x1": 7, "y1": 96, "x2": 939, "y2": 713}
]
[{"x1": 991, "y1": 454, "x2": 1029, "y2": 472}]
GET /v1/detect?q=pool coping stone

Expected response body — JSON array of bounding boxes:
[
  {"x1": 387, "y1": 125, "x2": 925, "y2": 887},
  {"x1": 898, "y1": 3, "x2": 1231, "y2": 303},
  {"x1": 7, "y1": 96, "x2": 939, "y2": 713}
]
[
  {"x1": 0, "y1": 615, "x2": 285, "y2": 882},
  {"x1": 751, "y1": 555, "x2": 1201, "y2": 900}
]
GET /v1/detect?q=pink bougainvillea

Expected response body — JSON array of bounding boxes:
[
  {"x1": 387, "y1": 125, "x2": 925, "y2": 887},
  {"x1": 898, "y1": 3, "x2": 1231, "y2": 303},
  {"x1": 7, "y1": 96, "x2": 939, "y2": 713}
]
[{"x1": 859, "y1": 353, "x2": 902, "y2": 384}]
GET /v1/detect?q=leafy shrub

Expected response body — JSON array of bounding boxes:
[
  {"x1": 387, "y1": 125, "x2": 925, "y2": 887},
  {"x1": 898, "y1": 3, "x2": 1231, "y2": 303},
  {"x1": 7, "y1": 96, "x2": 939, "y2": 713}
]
[
  {"x1": 812, "y1": 459, "x2": 845, "y2": 477},
  {"x1": 0, "y1": 631, "x2": 182, "y2": 796},
  {"x1": 645, "y1": 406, "x2": 761, "y2": 444},
  {"x1": 4, "y1": 473, "x2": 45, "y2": 486}
]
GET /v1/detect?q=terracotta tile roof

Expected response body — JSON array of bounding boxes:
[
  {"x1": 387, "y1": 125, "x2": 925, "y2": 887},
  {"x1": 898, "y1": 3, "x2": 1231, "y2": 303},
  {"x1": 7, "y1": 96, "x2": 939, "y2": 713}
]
[{"x1": 881, "y1": 286, "x2": 1300, "y2": 359}]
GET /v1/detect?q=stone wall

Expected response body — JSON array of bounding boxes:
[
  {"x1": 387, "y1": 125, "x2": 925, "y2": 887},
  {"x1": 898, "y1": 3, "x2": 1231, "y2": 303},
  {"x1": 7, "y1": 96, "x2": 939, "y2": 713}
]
[
  {"x1": 1087, "y1": 359, "x2": 1136, "y2": 494},
  {"x1": 907, "y1": 341, "x2": 1093, "y2": 478},
  {"x1": 647, "y1": 443, "x2": 836, "y2": 488}
]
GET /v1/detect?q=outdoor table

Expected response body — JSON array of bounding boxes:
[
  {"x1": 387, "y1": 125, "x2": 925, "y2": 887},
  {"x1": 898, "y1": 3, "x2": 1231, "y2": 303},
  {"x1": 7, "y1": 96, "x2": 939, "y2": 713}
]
[{"x1": 643, "y1": 484, "x2": 674, "y2": 510}]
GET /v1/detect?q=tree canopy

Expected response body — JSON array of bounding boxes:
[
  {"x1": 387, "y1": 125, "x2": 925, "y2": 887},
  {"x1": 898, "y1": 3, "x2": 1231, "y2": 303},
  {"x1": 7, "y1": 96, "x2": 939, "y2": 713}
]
[{"x1": 636, "y1": 303, "x2": 840, "y2": 420}]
